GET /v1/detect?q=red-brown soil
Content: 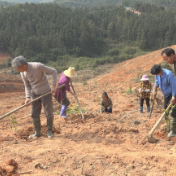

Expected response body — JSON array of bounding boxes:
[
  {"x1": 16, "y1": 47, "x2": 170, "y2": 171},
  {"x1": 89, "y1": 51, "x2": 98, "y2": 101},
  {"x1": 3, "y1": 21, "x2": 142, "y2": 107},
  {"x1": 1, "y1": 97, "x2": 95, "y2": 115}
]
[{"x1": 1, "y1": 46, "x2": 176, "y2": 176}]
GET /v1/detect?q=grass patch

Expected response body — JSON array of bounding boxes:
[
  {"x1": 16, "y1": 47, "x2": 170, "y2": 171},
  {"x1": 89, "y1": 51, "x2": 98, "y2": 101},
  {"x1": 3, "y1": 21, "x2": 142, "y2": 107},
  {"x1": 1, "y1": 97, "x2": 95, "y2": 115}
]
[
  {"x1": 125, "y1": 85, "x2": 133, "y2": 94},
  {"x1": 55, "y1": 104, "x2": 87, "y2": 115}
]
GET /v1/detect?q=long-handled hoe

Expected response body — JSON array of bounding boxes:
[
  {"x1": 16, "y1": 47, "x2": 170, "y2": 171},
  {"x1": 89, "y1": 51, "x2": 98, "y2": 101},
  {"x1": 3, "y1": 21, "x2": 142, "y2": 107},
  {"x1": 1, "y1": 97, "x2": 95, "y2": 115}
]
[
  {"x1": 147, "y1": 103, "x2": 172, "y2": 143},
  {"x1": 0, "y1": 84, "x2": 65, "y2": 120},
  {"x1": 149, "y1": 86, "x2": 158, "y2": 119},
  {"x1": 70, "y1": 80, "x2": 85, "y2": 120}
]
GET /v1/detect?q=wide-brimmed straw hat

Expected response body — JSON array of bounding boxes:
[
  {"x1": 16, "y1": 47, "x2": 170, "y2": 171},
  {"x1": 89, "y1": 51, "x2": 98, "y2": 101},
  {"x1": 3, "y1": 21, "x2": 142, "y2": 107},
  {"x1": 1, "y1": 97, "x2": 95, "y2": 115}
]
[
  {"x1": 64, "y1": 67, "x2": 77, "y2": 78},
  {"x1": 140, "y1": 75, "x2": 149, "y2": 81}
]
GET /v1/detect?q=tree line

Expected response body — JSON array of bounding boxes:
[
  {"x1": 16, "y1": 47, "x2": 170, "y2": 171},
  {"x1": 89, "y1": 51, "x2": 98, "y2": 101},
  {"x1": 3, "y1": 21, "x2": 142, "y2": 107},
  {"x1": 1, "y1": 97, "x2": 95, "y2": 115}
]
[
  {"x1": 54, "y1": 0, "x2": 176, "y2": 9},
  {"x1": 0, "y1": 2, "x2": 176, "y2": 70}
]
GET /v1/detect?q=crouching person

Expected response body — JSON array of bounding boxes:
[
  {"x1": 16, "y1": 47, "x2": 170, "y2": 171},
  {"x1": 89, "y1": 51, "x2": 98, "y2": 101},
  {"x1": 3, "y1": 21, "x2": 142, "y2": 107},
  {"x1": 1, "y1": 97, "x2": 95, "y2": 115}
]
[
  {"x1": 151, "y1": 64, "x2": 176, "y2": 138},
  {"x1": 11, "y1": 56, "x2": 57, "y2": 138},
  {"x1": 55, "y1": 67, "x2": 76, "y2": 122},
  {"x1": 100, "y1": 92, "x2": 113, "y2": 113}
]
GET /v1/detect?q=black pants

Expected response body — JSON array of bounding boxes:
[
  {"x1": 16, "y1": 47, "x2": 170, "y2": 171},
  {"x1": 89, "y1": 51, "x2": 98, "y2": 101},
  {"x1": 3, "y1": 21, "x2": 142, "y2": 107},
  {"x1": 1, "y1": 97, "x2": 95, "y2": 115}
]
[
  {"x1": 58, "y1": 95, "x2": 70, "y2": 107},
  {"x1": 140, "y1": 98, "x2": 150, "y2": 107},
  {"x1": 31, "y1": 92, "x2": 53, "y2": 119},
  {"x1": 164, "y1": 94, "x2": 172, "y2": 109},
  {"x1": 164, "y1": 94, "x2": 176, "y2": 118}
]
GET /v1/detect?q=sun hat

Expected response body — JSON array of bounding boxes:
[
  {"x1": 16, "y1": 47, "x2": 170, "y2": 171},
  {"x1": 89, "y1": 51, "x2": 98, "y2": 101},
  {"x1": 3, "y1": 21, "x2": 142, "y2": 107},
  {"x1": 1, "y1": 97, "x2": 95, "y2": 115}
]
[
  {"x1": 140, "y1": 75, "x2": 149, "y2": 81},
  {"x1": 64, "y1": 67, "x2": 77, "y2": 78}
]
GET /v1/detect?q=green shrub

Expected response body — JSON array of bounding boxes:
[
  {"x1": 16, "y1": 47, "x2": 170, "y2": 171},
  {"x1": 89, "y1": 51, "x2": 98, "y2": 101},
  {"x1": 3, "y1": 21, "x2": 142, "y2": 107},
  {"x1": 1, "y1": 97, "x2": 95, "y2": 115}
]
[{"x1": 107, "y1": 48, "x2": 120, "y2": 56}]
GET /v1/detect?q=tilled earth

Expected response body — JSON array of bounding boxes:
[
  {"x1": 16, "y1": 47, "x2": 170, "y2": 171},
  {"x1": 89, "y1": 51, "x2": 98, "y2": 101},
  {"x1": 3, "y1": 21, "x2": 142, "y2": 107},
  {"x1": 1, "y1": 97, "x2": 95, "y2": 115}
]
[{"x1": 1, "y1": 47, "x2": 176, "y2": 175}]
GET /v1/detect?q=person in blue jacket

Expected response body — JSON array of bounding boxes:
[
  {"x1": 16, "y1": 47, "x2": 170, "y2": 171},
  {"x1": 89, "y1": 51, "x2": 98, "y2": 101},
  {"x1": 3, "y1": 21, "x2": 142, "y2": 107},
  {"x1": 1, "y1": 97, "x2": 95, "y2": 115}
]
[{"x1": 151, "y1": 64, "x2": 176, "y2": 138}]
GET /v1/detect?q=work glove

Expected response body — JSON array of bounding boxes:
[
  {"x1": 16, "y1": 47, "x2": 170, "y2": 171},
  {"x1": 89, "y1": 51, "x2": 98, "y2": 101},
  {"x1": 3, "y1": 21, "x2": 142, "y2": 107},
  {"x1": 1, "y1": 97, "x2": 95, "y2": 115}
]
[{"x1": 145, "y1": 89, "x2": 150, "y2": 93}]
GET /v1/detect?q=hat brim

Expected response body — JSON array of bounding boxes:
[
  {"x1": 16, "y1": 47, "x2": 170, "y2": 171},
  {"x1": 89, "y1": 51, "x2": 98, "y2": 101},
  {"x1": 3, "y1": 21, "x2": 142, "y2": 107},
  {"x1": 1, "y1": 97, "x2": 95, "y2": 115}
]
[
  {"x1": 140, "y1": 78, "x2": 149, "y2": 81},
  {"x1": 64, "y1": 70, "x2": 77, "y2": 78}
]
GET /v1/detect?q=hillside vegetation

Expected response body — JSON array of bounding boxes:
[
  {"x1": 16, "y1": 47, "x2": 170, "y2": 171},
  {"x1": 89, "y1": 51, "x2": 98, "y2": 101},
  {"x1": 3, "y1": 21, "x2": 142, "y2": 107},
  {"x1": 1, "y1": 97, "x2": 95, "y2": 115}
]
[
  {"x1": 3, "y1": 0, "x2": 176, "y2": 7},
  {"x1": 54, "y1": 0, "x2": 176, "y2": 9},
  {"x1": 54, "y1": 0, "x2": 176, "y2": 8},
  {"x1": 0, "y1": 2, "x2": 176, "y2": 71},
  {"x1": 0, "y1": 0, "x2": 14, "y2": 6}
]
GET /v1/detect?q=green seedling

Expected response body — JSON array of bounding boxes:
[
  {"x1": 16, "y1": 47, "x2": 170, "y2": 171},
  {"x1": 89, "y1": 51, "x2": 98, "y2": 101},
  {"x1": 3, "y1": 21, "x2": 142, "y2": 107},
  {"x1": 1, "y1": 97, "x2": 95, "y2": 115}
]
[
  {"x1": 10, "y1": 115, "x2": 18, "y2": 132},
  {"x1": 164, "y1": 105, "x2": 175, "y2": 132},
  {"x1": 125, "y1": 85, "x2": 133, "y2": 94}
]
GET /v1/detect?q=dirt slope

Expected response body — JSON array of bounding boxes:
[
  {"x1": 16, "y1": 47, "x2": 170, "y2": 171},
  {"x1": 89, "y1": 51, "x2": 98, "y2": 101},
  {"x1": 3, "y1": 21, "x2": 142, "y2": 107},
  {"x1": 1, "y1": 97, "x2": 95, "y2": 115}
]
[
  {"x1": 95, "y1": 47, "x2": 174, "y2": 84},
  {"x1": 1, "y1": 46, "x2": 176, "y2": 176}
]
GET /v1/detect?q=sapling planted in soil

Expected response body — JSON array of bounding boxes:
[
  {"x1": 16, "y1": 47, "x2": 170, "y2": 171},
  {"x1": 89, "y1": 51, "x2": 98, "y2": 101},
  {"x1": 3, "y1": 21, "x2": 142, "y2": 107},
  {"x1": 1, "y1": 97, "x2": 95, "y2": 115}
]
[
  {"x1": 10, "y1": 115, "x2": 18, "y2": 132},
  {"x1": 164, "y1": 105, "x2": 175, "y2": 132}
]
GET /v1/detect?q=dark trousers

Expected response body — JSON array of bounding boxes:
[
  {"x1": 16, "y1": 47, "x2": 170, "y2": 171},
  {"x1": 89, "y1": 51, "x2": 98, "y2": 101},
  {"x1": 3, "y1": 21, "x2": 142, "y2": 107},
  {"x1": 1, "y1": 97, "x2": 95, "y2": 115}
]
[
  {"x1": 164, "y1": 94, "x2": 176, "y2": 118},
  {"x1": 31, "y1": 92, "x2": 53, "y2": 119},
  {"x1": 140, "y1": 98, "x2": 150, "y2": 107},
  {"x1": 105, "y1": 107, "x2": 112, "y2": 113},
  {"x1": 58, "y1": 95, "x2": 70, "y2": 107},
  {"x1": 164, "y1": 94, "x2": 172, "y2": 109}
]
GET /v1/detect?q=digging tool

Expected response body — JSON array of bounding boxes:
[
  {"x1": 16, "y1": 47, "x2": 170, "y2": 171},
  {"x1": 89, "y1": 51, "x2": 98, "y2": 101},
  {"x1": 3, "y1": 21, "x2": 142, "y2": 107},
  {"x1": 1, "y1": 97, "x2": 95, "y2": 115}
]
[
  {"x1": 0, "y1": 84, "x2": 65, "y2": 120},
  {"x1": 70, "y1": 80, "x2": 85, "y2": 120},
  {"x1": 149, "y1": 86, "x2": 158, "y2": 118},
  {"x1": 147, "y1": 103, "x2": 172, "y2": 143}
]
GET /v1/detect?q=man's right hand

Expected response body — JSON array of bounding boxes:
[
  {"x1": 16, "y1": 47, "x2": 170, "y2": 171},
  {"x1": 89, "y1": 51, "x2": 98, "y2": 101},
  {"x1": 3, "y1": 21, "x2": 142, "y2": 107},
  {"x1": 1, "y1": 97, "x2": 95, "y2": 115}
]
[
  {"x1": 25, "y1": 98, "x2": 31, "y2": 106},
  {"x1": 171, "y1": 97, "x2": 176, "y2": 105}
]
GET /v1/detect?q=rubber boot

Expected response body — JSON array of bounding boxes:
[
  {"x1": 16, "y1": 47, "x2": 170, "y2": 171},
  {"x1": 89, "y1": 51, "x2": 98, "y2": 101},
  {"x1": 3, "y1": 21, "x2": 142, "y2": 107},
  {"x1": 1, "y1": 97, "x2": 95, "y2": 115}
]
[
  {"x1": 168, "y1": 117, "x2": 176, "y2": 138},
  {"x1": 47, "y1": 117, "x2": 54, "y2": 138},
  {"x1": 29, "y1": 118, "x2": 42, "y2": 139},
  {"x1": 147, "y1": 106, "x2": 150, "y2": 113},
  {"x1": 60, "y1": 105, "x2": 67, "y2": 118},
  {"x1": 140, "y1": 106, "x2": 143, "y2": 113}
]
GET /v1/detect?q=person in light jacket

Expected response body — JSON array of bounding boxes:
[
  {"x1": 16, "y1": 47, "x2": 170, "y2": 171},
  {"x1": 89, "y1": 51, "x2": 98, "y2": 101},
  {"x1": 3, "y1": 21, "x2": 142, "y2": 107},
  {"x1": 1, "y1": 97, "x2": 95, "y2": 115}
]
[{"x1": 11, "y1": 56, "x2": 57, "y2": 138}]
